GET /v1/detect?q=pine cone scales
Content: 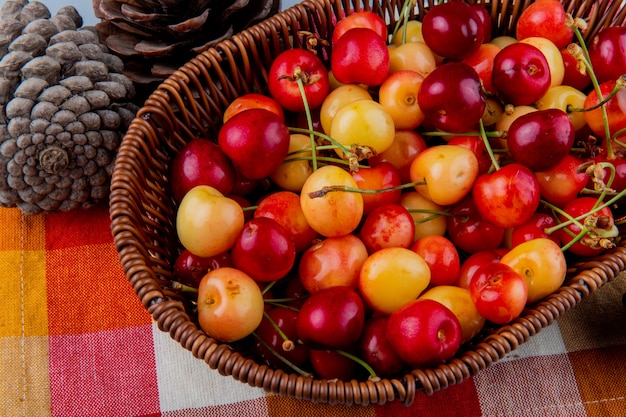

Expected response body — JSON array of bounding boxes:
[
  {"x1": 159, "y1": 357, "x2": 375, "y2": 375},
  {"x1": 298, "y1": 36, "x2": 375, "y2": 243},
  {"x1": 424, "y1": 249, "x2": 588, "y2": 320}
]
[
  {"x1": 0, "y1": 1, "x2": 138, "y2": 214},
  {"x1": 93, "y1": 0, "x2": 280, "y2": 87}
]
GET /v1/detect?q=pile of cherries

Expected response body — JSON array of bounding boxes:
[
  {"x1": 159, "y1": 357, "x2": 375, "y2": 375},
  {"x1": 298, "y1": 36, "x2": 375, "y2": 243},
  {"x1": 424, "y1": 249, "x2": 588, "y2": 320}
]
[{"x1": 169, "y1": 0, "x2": 626, "y2": 381}]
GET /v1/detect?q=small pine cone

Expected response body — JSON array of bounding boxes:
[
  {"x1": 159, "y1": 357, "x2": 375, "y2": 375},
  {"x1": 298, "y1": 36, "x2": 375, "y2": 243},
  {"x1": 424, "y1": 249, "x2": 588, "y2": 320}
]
[{"x1": 0, "y1": 2, "x2": 139, "y2": 214}]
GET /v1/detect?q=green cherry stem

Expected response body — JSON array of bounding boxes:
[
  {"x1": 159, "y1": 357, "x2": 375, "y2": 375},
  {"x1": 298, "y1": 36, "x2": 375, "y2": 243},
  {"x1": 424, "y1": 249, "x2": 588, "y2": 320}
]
[
  {"x1": 571, "y1": 24, "x2": 615, "y2": 158},
  {"x1": 288, "y1": 126, "x2": 354, "y2": 161},
  {"x1": 478, "y1": 118, "x2": 501, "y2": 171},
  {"x1": 307, "y1": 180, "x2": 425, "y2": 199},
  {"x1": 392, "y1": 0, "x2": 415, "y2": 43},
  {"x1": 334, "y1": 349, "x2": 379, "y2": 381},
  {"x1": 251, "y1": 332, "x2": 313, "y2": 378},
  {"x1": 295, "y1": 73, "x2": 319, "y2": 171},
  {"x1": 171, "y1": 281, "x2": 199, "y2": 294}
]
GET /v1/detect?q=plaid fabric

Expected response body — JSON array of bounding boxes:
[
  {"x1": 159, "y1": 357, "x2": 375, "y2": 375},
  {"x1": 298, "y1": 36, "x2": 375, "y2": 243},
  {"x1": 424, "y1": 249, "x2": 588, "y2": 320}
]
[{"x1": 1, "y1": 202, "x2": 625, "y2": 417}]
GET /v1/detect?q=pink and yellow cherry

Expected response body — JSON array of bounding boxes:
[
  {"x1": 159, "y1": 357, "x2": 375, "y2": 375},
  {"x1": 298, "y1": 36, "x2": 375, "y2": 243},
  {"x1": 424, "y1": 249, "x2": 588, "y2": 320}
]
[
  {"x1": 583, "y1": 80, "x2": 626, "y2": 138},
  {"x1": 535, "y1": 85, "x2": 587, "y2": 131},
  {"x1": 447, "y1": 135, "x2": 493, "y2": 176},
  {"x1": 505, "y1": 212, "x2": 560, "y2": 249},
  {"x1": 359, "y1": 247, "x2": 430, "y2": 315},
  {"x1": 419, "y1": 285, "x2": 486, "y2": 343},
  {"x1": 359, "y1": 203, "x2": 415, "y2": 254},
  {"x1": 223, "y1": 93, "x2": 284, "y2": 123},
  {"x1": 254, "y1": 190, "x2": 318, "y2": 253},
  {"x1": 535, "y1": 154, "x2": 588, "y2": 208},
  {"x1": 410, "y1": 144, "x2": 480, "y2": 206},
  {"x1": 368, "y1": 130, "x2": 427, "y2": 184},
  {"x1": 455, "y1": 249, "x2": 507, "y2": 289},
  {"x1": 176, "y1": 185, "x2": 245, "y2": 257},
  {"x1": 399, "y1": 191, "x2": 447, "y2": 240},
  {"x1": 461, "y1": 43, "x2": 501, "y2": 95},
  {"x1": 500, "y1": 237, "x2": 567, "y2": 303},
  {"x1": 515, "y1": 0, "x2": 574, "y2": 49},
  {"x1": 351, "y1": 162, "x2": 403, "y2": 215},
  {"x1": 231, "y1": 217, "x2": 296, "y2": 282},
  {"x1": 556, "y1": 197, "x2": 616, "y2": 258},
  {"x1": 469, "y1": 262, "x2": 528, "y2": 324},
  {"x1": 330, "y1": 99, "x2": 396, "y2": 159},
  {"x1": 331, "y1": 10, "x2": 388, "y2": 45},
  {"x1": 331, "y1": 27, "x2": 390, "y2": 87},
  {"x1": 319, "y1": 84, "x2": 372, "y2": 135},
  {"x1": 387, "y1": 41, "x2": 438, "y2": 77},
  {"x1": 197, "y1": 267, "x2": 264, "y2": 342},
  {"x1": 298, "y1": 234, "x2": 369, "y2": 294},
  {"x1": 378, "y1": 69, "x2": 425, "y2": 130},
  {"x1": 410, "y1": 235, "x2": 460, "y2": 286},
  {"x1": 472, "y1": 163, "x2": 541, "y2": 229},
  {"x1": 270, "y1": 133, "x2": 314, "y2": 193},
  {"x1": 300, "y1": 165, "x2": 364, "y2": 237}
]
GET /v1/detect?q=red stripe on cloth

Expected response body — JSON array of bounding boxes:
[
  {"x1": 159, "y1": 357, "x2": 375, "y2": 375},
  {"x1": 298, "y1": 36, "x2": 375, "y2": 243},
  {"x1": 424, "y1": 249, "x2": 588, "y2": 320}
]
[
  {"x1": 45, "y1": 202, "x2": 114, "y2": 250},
  {"x1": 46, "y1": 242, "x2": 151, "y2": 335},
  {"x1": 48, "y1": 326, "x2": 160, "y2": 417},
  {"x1": 374, "y1": 378, "x2": 482, "y2": 416}
]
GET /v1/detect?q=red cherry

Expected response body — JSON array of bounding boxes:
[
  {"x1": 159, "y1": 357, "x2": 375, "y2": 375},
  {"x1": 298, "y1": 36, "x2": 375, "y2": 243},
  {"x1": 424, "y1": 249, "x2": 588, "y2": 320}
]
[
  {"x1": 417, "y1": 62, "x2": 486, "y2": 133},
  {"x1": 422, "y1": 0, "x2": 485, "y2": 60},
  {"x1": 472, "y1": 163, "x2": 542, "y2": 229},
  {"x1": 492, "y1": 42, "x2": 551, "y2": 106},
  {"x1": 296, "y1": 286, "x2": 365, "y2": 350},
  {"x1": 231, "y1": 217, "x2": 296, "y2": 282}
]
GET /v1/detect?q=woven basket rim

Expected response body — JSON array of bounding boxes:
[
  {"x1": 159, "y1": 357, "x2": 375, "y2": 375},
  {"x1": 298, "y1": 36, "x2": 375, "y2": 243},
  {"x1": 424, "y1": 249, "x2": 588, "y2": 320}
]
[{"x1": 109, "y1": 0, "x2": 626, "y2": 407}]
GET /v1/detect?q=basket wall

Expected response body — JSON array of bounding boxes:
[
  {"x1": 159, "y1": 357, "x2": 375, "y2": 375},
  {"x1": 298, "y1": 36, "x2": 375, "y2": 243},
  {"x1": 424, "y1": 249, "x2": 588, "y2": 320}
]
[{"x1": 109, "y1": 0, "x2": 626, "y2": 406}]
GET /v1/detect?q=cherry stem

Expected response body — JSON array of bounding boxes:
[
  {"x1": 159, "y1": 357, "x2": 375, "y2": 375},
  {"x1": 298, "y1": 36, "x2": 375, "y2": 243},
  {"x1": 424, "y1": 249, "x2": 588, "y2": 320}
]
[
  {"x1": 406, "y1": 208, "x2": 463, "y2": 225},
  {"x1": 251, "y1": 332, "x2": 313, "y2": 378},
  {"x1": 334, "y1": 349, "x2": 379, "y2": 380},
  {"x1": 171, "y1": 281, "x2": 199, "y2": 293},
  {"x1": 264, "y1": 302, "x2": 300, "y2": 312},
  {"x1": 295, "y1": 75, "x2": 319, "y2": 171},
  {"x1": 282, "y1": 154, "x2": 367, "y2": 170},
  {"x1": 568, "y1": 77, "x2": 625, "y2": 113},
  {"x1": 571, "y1": 25, "x2": 616, "y2": 159},
  {"x1": 288, "y1": 126, "x2": 354, "y2": 164},
  {"x1": 543, "y1": 185, "x2": 626, "y2": 238},
  {"x1": 262, "y1": 310, "x2": 292, "y2": 344},
  {"x1": 391, "y1": 0, "x2": 416, "y2": 43},
  {"x1": 308, "y1": 181, "x2": 424, "y2": 199},
  {"x1": 478, "y1": 118, "x2": 500, "y2": 171},
  {"x1": 261, "y1": 279, "x2": 278, "y2": 295}
]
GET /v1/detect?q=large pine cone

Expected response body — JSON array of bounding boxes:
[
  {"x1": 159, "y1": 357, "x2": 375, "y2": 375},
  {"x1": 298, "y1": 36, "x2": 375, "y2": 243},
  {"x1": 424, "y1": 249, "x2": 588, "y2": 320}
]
[
  {"x1": 93, "y1": 0, "x2": 280, "y2": 97},
  {"x1": 0, "y1": 1, "x2": 138, "y2": 214}
]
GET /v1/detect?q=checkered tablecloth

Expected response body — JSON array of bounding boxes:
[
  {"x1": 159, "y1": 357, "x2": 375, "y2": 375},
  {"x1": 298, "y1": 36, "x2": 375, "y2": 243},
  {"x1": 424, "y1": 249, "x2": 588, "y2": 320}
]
[{"x1": 1, "y1": 202, "x2": 625, "y2": 417}]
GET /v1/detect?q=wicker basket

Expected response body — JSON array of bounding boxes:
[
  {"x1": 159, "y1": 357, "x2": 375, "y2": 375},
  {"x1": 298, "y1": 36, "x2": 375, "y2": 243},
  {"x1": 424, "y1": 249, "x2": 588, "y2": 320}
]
[{"x1": 109, "y1": 0, "x2": 626, "y2": 406}]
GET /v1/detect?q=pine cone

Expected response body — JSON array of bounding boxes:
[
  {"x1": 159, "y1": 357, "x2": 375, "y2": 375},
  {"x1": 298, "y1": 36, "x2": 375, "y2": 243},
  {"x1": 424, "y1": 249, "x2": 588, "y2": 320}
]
[
  {"x1": 0, "y1": 1, "x2": 139, "y2": 214},
  {"x1": 93, "y1": 0, "x2": 280, "y2": 96}
]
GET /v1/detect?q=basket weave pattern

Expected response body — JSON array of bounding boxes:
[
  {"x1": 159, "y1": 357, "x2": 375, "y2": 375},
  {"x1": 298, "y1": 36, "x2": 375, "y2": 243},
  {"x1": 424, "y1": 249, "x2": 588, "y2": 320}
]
[{"x1": 110, "y1": 0, "x2": 626, "y2": 406}]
